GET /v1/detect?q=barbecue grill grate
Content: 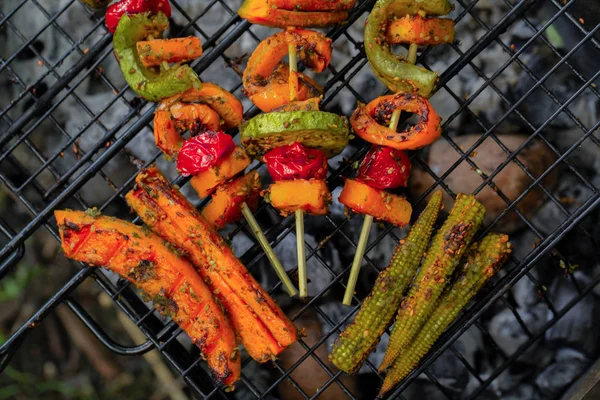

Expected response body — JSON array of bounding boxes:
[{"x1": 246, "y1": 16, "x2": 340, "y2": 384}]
[{"x1": 1, "y1": 0, "x2": 599, "y2": 399}]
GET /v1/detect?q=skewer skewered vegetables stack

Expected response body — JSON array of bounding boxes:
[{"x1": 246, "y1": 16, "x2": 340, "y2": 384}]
[
  {"x1": 238, "y1": 7, "x2": 352, "y2": 297},
  {"x1": 340, "y1": 0, "x2": 453, "y2": 304}
]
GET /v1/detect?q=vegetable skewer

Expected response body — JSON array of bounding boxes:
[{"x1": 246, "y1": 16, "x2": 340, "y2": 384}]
[
  {"x1": 342, "y1": 112, "x2": 404, "y2": 305},
  {"x1": 152, "y1": 84, "x2": 297, "y2": 296},
  {"x1": 288, "y1": 44, "x2": 309, "y2": 298}
]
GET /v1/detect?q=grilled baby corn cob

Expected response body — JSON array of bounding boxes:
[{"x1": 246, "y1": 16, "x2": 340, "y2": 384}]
[
  {"x1": 378, "y1": 233, "x2": 511, "y2": 397},
  {"x1": 329, "y1": 191, "x2": 443, "y2": 374},
  {"x1": 379, "y1": 194, "x2": 485, "y2": 371}
]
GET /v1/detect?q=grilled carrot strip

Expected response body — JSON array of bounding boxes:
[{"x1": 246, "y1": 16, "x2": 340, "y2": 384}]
[
  {"x1": 54, "y1": 210, "x2": 240, "y2": 386},
  {"x1": 386, "y1": 15, "x2": 454, "y2": 46},
  {"x1": 126, "y1": 167, "x2": 298, "y2": 361},
  {"x1": 329, "y1": 192, "x2": 442, "y2": 374},
  {"x1": 137, "y1": 37, "x2": 203, "y2": 67},
  {"x1": 379, "y1": 194, "x2": 485, "y2": 372},
  {"x1": 379, "y1": 233, "x2": 511, "y2": 396}
]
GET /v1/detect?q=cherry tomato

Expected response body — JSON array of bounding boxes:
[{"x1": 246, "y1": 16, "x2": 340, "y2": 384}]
[
  {"x1": 263, "y1": 142, "x2": 328, "y2": 181},
  {"x1": 176, "y1": 131, "x2": 235, "y2": 176},
  {"x1": 356, "y1": 146, "x2": 411, "y2": 189}
]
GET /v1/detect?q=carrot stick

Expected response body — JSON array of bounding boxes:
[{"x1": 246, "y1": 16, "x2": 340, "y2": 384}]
[
  {"x1": 137, "y1": 37, "x2": 203, "y2": 67},
  {"x1": 54, "y1": 210, "x2": 240, "y2": 386}
]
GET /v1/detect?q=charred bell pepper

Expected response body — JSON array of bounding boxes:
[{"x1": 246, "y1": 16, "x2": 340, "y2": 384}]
[
  {"x1": 113, "y1": 12, "x2": 201, "y2": 102},
  {"x1": 176, "y1": 131, "x2": 236, "y2": 176},
  {"x1": 356, "y1": 146, "x2": 411, "y2": 190},
  {"x1": 387, "y1": 15, "x2": 455, "y2": 46},
  {"x1": 106, "y1": 0, "x2": 172, "y2": 34},
  {"x1": 351, "y1": 93, "x2": 441, "y2": 150},
  {"x1": 238, "y1": 0, "x2": 348, "y2": 28},
  {"x1": 243, "y1": 29, "x2": 331, "y2": 112},
  {"x1": 364, "y1": 0, "x2": 452, "y2": 96},
  {"x1": 247, "y1": 63, "x2": 322, "y2": 113},
  {"x1": 263, "y1": 143, "x2": 328, "y2": 181}
]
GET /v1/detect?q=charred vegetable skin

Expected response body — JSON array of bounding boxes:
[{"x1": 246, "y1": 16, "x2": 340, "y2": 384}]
[
  {"x1": 379, "y1": 194, "x2": 485, "y2": 371},
  {"x1": 379, "y1": 233, "x2": 511, "y2": 396},
  {"x1": 243, "y1": 29, "x2": 332, "y2": 112},
  {"x1": 330, "y1": 192, "x2": 443, "y2": 374},
  {"x1": 154, "y1": 84, "x2": 244, "y2": 159},
  {"x1": 351, "y1": 93, "x2": 441, "y2": 150},
  {"x1": 338, "y1": 179, "x2": 412, "y2": 227},
  {"x1": 364, "y1": 0, "x2": 453, "y2": 96},
  {"x1": 55, "y1": 210, "x2": 240, "y2": 386},
  {"x1": 240, "y1": 111, "x2": 349, "y2": 158},
  {"x1": 238, "y1": 0, "x2": 348, "y2": 28},
  {"x1": 113, "y1": 12, "x2": 201, "y2": 101},
  {"x1": 126, "y1": 167, "x2": 298, "y2": 362},
  {"x1": 106, "y1": 0, "x2": 172, "y2": 33}
]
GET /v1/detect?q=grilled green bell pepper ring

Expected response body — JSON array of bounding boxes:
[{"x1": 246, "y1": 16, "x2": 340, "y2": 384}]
[
  {"x1": 113, "y1": 12, "x2": 201, "y2": 102},
  {"x1": 365, "y1": 0, "x2": 453, "y2": 97}
]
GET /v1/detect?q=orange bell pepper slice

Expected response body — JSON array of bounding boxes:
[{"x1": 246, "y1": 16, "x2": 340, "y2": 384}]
[
  {"x1": 338, "y1": 178, "x2": 412, "y2": 227},
  {"x1": 189, "y1": 146, "x2": 251, "y2": 198},
  {"x1": 243, "y1": 29, "x2": 331, "y2": 111},
  {"x1": 387, "y1": 15, "x2": 455, "y2": 46},
  {"x1": 136, "y1": 36, "x2": 203, "y2": 67},
  {"x1": 238, "y1": 0, "x2": 348, "y2": 28},
  {"x1": 350, "y1": 93, "x2": 442, "y2": 150},
  {"x1": 202, "y1": 171, "x2": 262, "y2": 230},
  {"x1": 248, "y1": 64, "x2": 322, "y2": 112}
]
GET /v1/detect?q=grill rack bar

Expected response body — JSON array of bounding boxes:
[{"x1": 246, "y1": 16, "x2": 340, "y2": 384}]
[{"x1": 0, "y1": 0, "x2": 599, "y2": 399}]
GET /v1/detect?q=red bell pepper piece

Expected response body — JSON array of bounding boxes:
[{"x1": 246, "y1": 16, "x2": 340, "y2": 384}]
[
  {"x1": 263, "y1": 142, "x2": 328, "y2": 181},
  {"x1": 356, "y1": 146, "x2": 411, "y2": 190},
  {"x1": 106, "y1": 0, "x2": 172, "y2": 34},
  {"x1": 176, "y1": 131, "x2": 235, "y2": 176}
]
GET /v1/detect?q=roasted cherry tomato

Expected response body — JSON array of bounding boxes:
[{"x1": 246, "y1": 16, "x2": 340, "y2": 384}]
[
  {"x1": 356, "y1": 146, "x2": 411, "y2": 190},
  {"x1": 106, "y1": 0, "x2": 172, "y2": 34},
  {"x1": 263, "y1": 142, "x2": 328, "y2": 181},
  {"x1": 176, "y1": 131, "x2": 235, "y2": 175}
]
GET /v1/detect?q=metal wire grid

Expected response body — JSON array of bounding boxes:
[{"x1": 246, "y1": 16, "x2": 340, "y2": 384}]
[{"x1": 0, "y1": 0, "x2": 598, "y2": 398}]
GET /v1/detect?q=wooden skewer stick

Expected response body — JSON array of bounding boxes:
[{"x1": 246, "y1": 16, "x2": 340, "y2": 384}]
[
  {"x1": 287, "y1": 42, "x2": 309, "y2": 298},
  {"x1": 241, "y1": 202, "x2": 298, "y2": 297},
  {"x1": 342, "y1": 42, "x2": 419, "y2": 305}
]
